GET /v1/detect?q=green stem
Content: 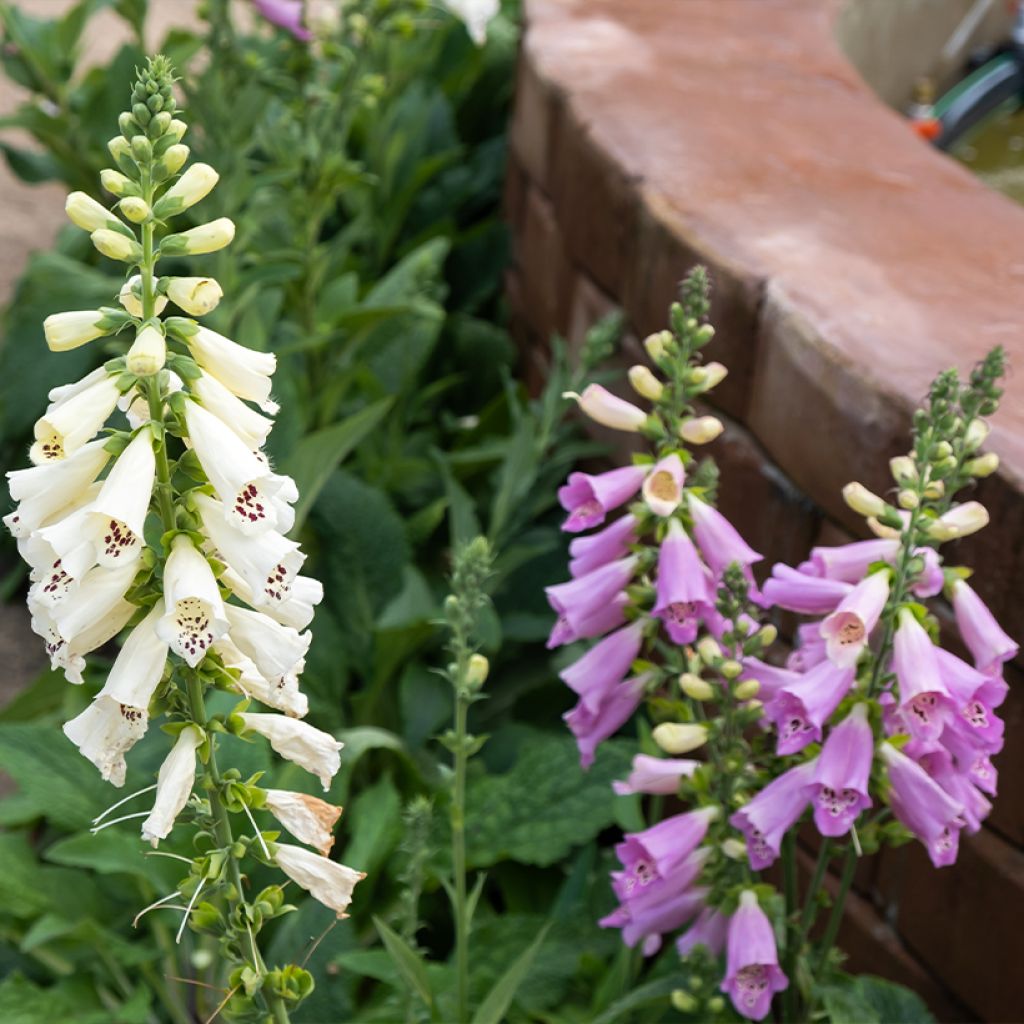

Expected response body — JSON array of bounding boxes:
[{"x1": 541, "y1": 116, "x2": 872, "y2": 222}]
[
  {"x1": 796, "y1": 838, "x2": 832, "y2": 943},
  {"x1": 815, "y1": 845, "x2": 858, "y2": 974},
  {"x1": 452, "y1": 686, "x2": 470, "y2": 1024},
  {"x1": 781, "y1": 831, "x2": 799, "y2": 1023}
]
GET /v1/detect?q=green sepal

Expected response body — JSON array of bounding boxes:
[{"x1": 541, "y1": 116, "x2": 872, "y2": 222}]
[
  {"x1": 266, "y1": 964, "x2": 315, "y2": 1003},
  {"x1": 103, "y1": 430, "x2": 133, "y2": 456},
  {"x1": 115, "y1": 372, "x2": 139, "y2": 395},
  {"x1": 164, "y1": 316, "x2": 199, "y2": 340},
  {"x1": 167, "y1": 353, "x2": 202, "y2": 382},
  {"x1": 190, "y1": 901, "x2": 224, "y2": 935}
]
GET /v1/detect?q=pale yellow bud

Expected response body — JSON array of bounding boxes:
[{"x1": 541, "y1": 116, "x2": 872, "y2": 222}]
[
  {"x1": 155, "y1": 162, "x2": 219, "y2": 217},
  {"x1": 721, "y1": 838, "x2": 747, "y2": 860},
  {"x1": 100, "y1": 169, "x2": 135, "y2": 198},
  {"x1": 161, "y1": 144, "x2": 190, "y2": 177},
  {"x1": 91, "y1": 228, "x2": 142, "y2": 263},
  {"x1": 927, "y1": 501, "x2": 989, "y2": 542},
  {"x1": 700, "y1": 361, "x2": 728, "y2": 389},
  {"x1": 898, "y1": 489, "x2": 919, "y2": 510},
  {"x1": 107, "y1": 136, "x2": 131, "y2": 162},
  {"x1": 694, "y1": 324, "x2": 715, "y2": 345},
  {"x1": 922, "y1": 479, "x2": 945, "y2": 500},
  {"x1": 43, "y1": 310, "x2": 108, "y2": 352},
  {"x1": 627, "y1": 365, "x2": 664, "y2": 401},
  {"x1": 671, "y1": 991, "x2": 698, "y2": 1014},
  {"x1": 643, "y1": 330, "x2": 673, "y2": 361},
  {"x1": 965, "y1": 418, "x2": 990, "y2": 452},
  {"x1": 757, "y1": 624, "x2": 777, "y2": 647},
  {"x1": 734, "y1": 678, "x2": 760, "y2": 700},
  {"x1": 119, "y1": 196, "x2": 151, "y2": 223},
  {"x1": 842, "y1": 482, "x2": 888, "y2": 518},
  {"x1": 65, "y1": 191, "x2": 115, "y2": 232},
  {"x1": 679, "y1": 673, "x2": 714, "y2": 701},
  {"x1": 966, "y1": 453, "x2": 999, "y2": 478},
  {"x1": 168, "y1": 119, "x2": 188, "y2": 142},
  {"x1": 889, "y1": 455, "x2": 917, "y2": 485},
  {"x1": 126, "y1": 325, "x2": 166, "y2": 376},
  {"x1": 652, "y1": 722, "x2": 708, "y2": 755},
  {"x1": 721, "y1": 659, "x2": 742, "y2": 679},
  {"x1": 465, "y1": 653, "x2": 489, "y2": 690},
  {"x1": 696, "y1": 637, "x2": 721, "y2": 663},
  {"x1": 118, "y1": 274, "x2": 168, "y2": 318},
  {"x1": 679, "y1": 415, "x2": 724, "y2": 445},
  {"x1": 867, "y1": 516, "x2": 901, "y2": 540},
  {"x1": 166, "y1": 277, "x2": 223, "y2": 316},
  {"x1": 161, "y1": 218, "x2": 235, "y2": 256}
]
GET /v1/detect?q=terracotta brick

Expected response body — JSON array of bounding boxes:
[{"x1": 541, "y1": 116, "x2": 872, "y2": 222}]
[
  {"x1": 516, "y1": 183, "x2": 573, "y2": 341},
  {"x1": 508, "y1": 48, "x2": 561, "y2": 193},
  {"x1": 884, "y1": 829, "x2": 1024, "y2": 1024},
  {"x1": 548, "y1": 101, "x2": 639, "y2": 297},
  {"x1": 623, "y1": 192, "x2": 764, "y2": 419}
]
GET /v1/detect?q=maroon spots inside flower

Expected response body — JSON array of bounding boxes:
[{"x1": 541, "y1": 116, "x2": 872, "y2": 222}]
[
  {"x1": 782, "y1": 716, "x2": 813, "y2": 742},
  {"x1": 565, "y1": 499, "x2": 602, "y2": 530},
  {"x1": 748, "y1": 826, "x2": 771, "y2": 864},
  {"x1": 735, "y1": 965, "x2": 769, "y2": 1009},
  {"x1": 119, "y1": 704, "x2": 143, "y2": 723},
  {"x1": 818, "y1": 786, "x2": 859, "y2": 818},
  {"x1": 665, "y1": 601, "x2": 696, "y2": 626},
  {"x1": 624, "y1": 857, "x2": 657, "y2": 894},
  {"x1": 233, "y1": 482, "x2": 269, "y2": 525},
  {"x1": 962, "y1": 701, "x2": 988, "y2": 729},
  {"x1": 837, "y1": 619, "x2": 865, "y2": 646},
  {"x1": 101, "y1": 518, "x2": 138, "y2": 561},
  {"x1": 908, "y1": 693, "x2": 940, "y2": 728},
  {"x1": 41, "y1": 559, "x2": 71, "y2": 599},
  {"x1": 37, "y1": 435, "x2": 65, "y2": 460},
  {"x1": 173, "y1": 597, "x2": 215, "y2": 661},
  {"x1": 934, "y1": 827, "x2": 955, "y2": 854},
  {"x1": 264, "y1": 563, "x2": 292, "y2": 603}
]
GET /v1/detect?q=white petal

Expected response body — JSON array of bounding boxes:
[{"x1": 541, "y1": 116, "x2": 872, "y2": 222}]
[
  {"x1": 141, "y1": 726, "x2": 203, "y2": 846},
  {"x1": 238, "y1": 713, "x2": 341, "y2": 790},
  {"x1": 157, "y1": 537, "x2": 229, "y2": 667},
  {"x1": 274, "y1": 843, "x2": 363, "y2": 917},
  {"x1": 100, "y1": 601, "x2": 169, "y2": 709},
  {"x1": 215, "y1": 638, "x2": 308, "y2": 718},
  {"x1": 224, "y1": 603, "x2": 310, "y2": 680},
  {"x1": 63, "y1": 695, "x2": 148, "y2": 787},
  {"x1": 86, "y1": 428, "x2": 155, "y2": 566},
  {"x1": 264, "y1": 789, "x2": 341, "y2": 855},
  {"x1": 32, "y1": 375, "x2": 120, "y2": 463},
  {"x1": 192, "y1": 371, "x2": 273, "y2": 450},
  {"x1": 186, "y1": 325, "x2": 276, "y2": 408}
]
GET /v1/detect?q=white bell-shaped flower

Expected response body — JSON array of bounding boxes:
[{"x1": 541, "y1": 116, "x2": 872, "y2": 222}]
[
  {"x1": 31, "y1": 372, "x2": 120, "y2": 464},
  {"x1": 4, "y1": 438, "x2": 109, "y2": 539},
  {"x1": 274, "y1": 843, "x2": 363, "y2": 917},
  {"x1": 63, "y1": 695, "x2": 148, "y2": 787},
  {"x1": 222, "y1": 567, "x2": 322, "y2": 631},
  {"x1": 99, "y1": 601, "x2": 169, "y2": 709},
  {"x1": 238, "y1": 712, "x2": 341, "y2": 790},
  {"x1": 141, "y1": 725, "x2": 203, "y2": 847},
  {"x1": 214, "y1": 638, "x2": 309, "y2": 718},
  {"x1": 192, "y1": 371, "x2": 273, "y2": 450},
  {"x1": 185, "y1": 325, "x2": 277, "y2": 412},
  {"x1": 183, "y1": 400, "x2": 287, "y2": 534},
  {"x1": 26, "y1": 504, "x2": 99, "y2": 608},
  {"x1": 157, "y1": 536, "x2": 229, "y2": 667},
  {"x1": 49, "y1": 561, "x2": 138, "y2": 647},
  {"x1": 194, "y1": 492, "x2": 303, "y2": 606},
  {"x1": 82, "y1": 428, "x2": 155, "y2": 567},
  {"x1": 224, "y1": 603, "x2": 310, "y2": 681},
  {"x1": 31, "y1": 594, "x2": 134, "y2": 684},
  {"x1": 263, "y1": 789, "x2": 341, "y2": 855}
]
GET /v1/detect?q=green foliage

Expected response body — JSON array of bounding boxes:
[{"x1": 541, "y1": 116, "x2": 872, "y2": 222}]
[{"x1": 821, "y1": 974, "x2": 936, "y2": 1024}]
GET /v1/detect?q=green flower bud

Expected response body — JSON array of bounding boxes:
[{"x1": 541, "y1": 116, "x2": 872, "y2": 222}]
[
  {"x1": 465, "y1": 653, "x2": 489, "y2": 690},
  {"x1": 966, "y1": 452, "x2": 999, "y2": 478},
  {"x1": 733, "y1": 678, "x2": 760, "y2": 700},
  {"x1": 130, "y1": 135, "x2": 153, "y2": 162},
  {"x1": 100, "y1": 168, "x2": 138, "y2": 197},
  {"x1": 119, "y1": 196, "x2": 151, "y2": 223},
  {"x1": 696, "y1": 636, "x2": 721, "y2": 664},
  {"x1": 680, "y1": 672, "x2": 714, "y2": 701},
  {"x1": 149, "y1": 110, "x2": 172, "y2": 138},
  {"x1": 721, "y1": 659, "x2": 742, "y2": 679},
  {"x1": 132, "y1": 101, "x2": 151, "y2": 125}
]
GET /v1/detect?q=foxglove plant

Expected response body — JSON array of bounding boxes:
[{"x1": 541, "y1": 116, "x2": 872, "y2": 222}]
[
  {"x1": 550, "y1": 268, "x2": 1011, "y2": 1021},
  {"x1": 6, "y1": 57, "x2": 360, "y2": 1023}
]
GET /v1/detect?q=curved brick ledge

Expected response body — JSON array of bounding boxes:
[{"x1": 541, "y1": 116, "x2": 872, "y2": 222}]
[{"x1": 504, "y1": 2, "x2": 1024, "y2": 1021}]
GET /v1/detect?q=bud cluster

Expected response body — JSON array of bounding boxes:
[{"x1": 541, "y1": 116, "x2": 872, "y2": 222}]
[{"x1": 6, "y1": 58, "x2": 360, "y2": 1022}]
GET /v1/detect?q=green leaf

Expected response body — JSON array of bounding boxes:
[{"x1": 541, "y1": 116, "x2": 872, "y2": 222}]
[
  {"x1": 284, "y1": 397, "x2": 394, "y2": 533},
  {"x1": 463, "y1": 729, "x2": 633, "y2": 868},
  {"x1": 589, "y1": 974, "x2": 690, "y2": 1024},
  {"x1": 45, "y1": 829, "x2": 176, "y2": 887},
  {"x1": 0, "y1": 142, "x2": 61, "y2": 183},
  {"x1": 373, "y1": 916, "x2": 433, "y2": 1010},
  {"x1": 342, "y1": 775, "x2": 402, "y2": 877},
  {"x1": 822, "y1": 974, "x2": 935, "y2": 1024},
  {"x1": 0, "y1": 972, "x2": 110, "y2": 1024},
  {"x1": 471, "y1": 923, "x2": 550, "y2": 1024}
]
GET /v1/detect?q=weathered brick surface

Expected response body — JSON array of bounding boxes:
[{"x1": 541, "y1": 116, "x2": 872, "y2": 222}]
[{"x1": 506, "y1": 1, "x2": 1024, "y2": 1019}]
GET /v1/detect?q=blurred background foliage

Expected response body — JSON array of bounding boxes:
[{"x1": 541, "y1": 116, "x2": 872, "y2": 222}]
[{"x1": 0, "y1": 1, "x2": 707, "y2": 1021}]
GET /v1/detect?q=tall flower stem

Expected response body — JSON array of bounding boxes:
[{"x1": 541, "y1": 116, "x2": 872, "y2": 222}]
[
  {"x1": 815, "y1": 845, "x2": 858, "y2": 974},
  {"x1": 452, "y1": 673, "x2": 471, "y2": 1024},
  {"x1": 781, "y1": 830, "x2": 800, "y2": 1023}
]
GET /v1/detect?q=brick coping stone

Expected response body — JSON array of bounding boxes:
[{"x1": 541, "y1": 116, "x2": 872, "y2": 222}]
[{"x1": 514, "y1": 0, "x2": 1024, "y2": 647}]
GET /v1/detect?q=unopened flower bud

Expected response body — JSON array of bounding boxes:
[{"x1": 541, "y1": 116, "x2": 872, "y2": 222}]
[
  {"x1": 100, "y1": 168, "x2": 137, "y2": 198},
  {"x1": 154, "y1": 162, "x2": 219, "y2": 218},
  {"x1": 166, "y1": 277, "x2": 223, "y2": 316},
  {"x1": 694, "y1": 323, "x2": 715, "y2": 346},
  {"x1": 108, "y1": 135, "x2": 132, "y2": 162},
  {"x1": 931, "y1": 440, "x2": 953, "y2": 461},
  {"x1": 721, "y1": 837, "x2": 747, "y2": 860},
  {"x1": 966, "y1": 453, "x2": 999, "y2": 478},
  {"x1": 679, "y1": 673, "x2": 714, "y2": 701},
  {"x1": 897, "y1": 489, "x2": 919, "y2": 510},
  {"x1": 627, "y1": 365, "x2": 663, "y2": 401},
  {"x1": 126, "y1": 325, "x2": 166, "y2": 376},
  {"x1": 65, "y1": 191, "x2": 116, "y2": 232},
  {"x1": 867, "y1": 516, "x2": 901, "y2": 540},
  {"x1": 119, "y1": 274, "x2": 168, "y2": 318},
  {"x1": 733, "y1": 678, "x2": 760, "y2": 700},
  {"x1": 922, "y1": 479, "x2": 945, "y2": 500},
  {"x1": 708, "y1": 996, "x2": 726, "y2": 1013},
  {"x1": 721, "y1": 659, "x2": 742, "y2": 679},
  {"x1": 91, "y1": 228, "x2": 142, "y2": 263},
  {"x1": 159, "y1": 144, "x2": 190, "y2": 177},
  {"x1": 562, "y1": 384, "x2": 648, "y2": 432},
  {"x1": 700, "y1": 361, "x2": 728, "y2": 389},
  {"x1": 842, "y1": 482, "x2": 888, "y2": 518},
  {"x1": 889, "y1": 455, "x2": 917, "y2": 484},
  {"x1": 465, "y1": 653, "x2": 489, "y2": 690},
  {"x1": 696, "y1": 637, "x2": 721, "y2": 664},
  {"x1": 149, "y1": 111, "x2": 172, "y2": 137},
  {"x1": 927, "y1": 501, "x2": 989, "y2": 542},
  {"x1": 756, "y1": 624, "x2": 777, "y2": 647},
  {"x1": 671, "y1": 991, "x2": 698, "y2": 1013},
  {"x1": 653, "y1": 722, "x2": 708, "y2": 755},
  {"x1": 43, "y1": 310, "x2": 109, "y2": 352},
  {"x1": 679, "y1": 415, "x2": 723, "y2": 445},
  {"x1": 643, "y1": 330, "x2": 673, "y2": 361},
  {"x1": 160, "y1": 218, "x2": 235, "y2": 256},
  {"x1": 964, "y1": 418, "x2": 990, "y2": 452},
  {"x1": 119, "y1": 196, "x2": 151, "y2": 223},
  {"x1": 130, "y1": 135, "x2": 152, "y2": 162},
  {"x1": 168, "y1": 118, "x2": 187, "y2": 142}
]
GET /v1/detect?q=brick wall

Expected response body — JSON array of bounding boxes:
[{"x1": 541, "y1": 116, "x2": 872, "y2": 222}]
[{"x1": 505, "y1": 2, "x2": 1024, "y2": 1020}]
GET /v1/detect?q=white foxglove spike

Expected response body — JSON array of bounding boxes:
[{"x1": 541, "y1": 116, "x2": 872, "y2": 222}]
[
  {"x1": 184, "y1": 324, "x2": 277, "y2": 411},
  {"x1": 100, "y1": 601, "x2": 170, "y2": 709},
  {"x1": 4, "y1": 439, "x2": 109, "y2": 539},
  {"x1": 31, "y1": 373, "x2": 120, "y2": 464},
  {"x1": 194, "y1": 492, "x2": 302, "y2": 606},
  {"x1": 141, "y1": 725, "x2": 203, "y2": 847},
  {"x1": 238, "y1": 713, "x2": 340, "y2": 790},
  {"x1": 264, "y1": 789, "x2": 341, "y2": 856},
  {"x1": 215, "y1": 638, "x2": 308, "y2": 718},
  {"x1": 63, "y1": 695, "x2": 148, "y2": 787},
  {"x1": 157, "y1": 536, "x2": 229, "y2": 667},
  {"x1": 192, "y1": 371, "x2": 273, "y2": 450},
  {"x1": 274, "y1": 843, "x2": 363, "y2": 918},
  {"x1": 85, "y1": 428, "x2": 156, "y2": 567},
  {"x1": 183, "y1": 400, "x2": 285, "y2": 534},
  {"x1": 224, "y1": 603, "x2": 310, "y2": 681}
]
